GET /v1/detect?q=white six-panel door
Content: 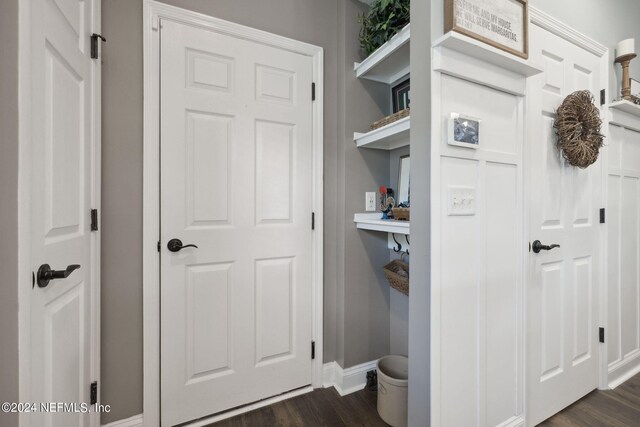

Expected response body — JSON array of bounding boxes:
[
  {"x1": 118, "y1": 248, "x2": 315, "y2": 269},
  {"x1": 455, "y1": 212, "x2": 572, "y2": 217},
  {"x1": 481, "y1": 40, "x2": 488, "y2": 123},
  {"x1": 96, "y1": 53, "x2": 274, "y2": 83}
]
[
  {"x1": 159, "y1": 19, "x2": 315, "y2": 426},
  {"x1": 27, "y1": 0, "x2": 99, "y2": 426},
  {"x1": 526, "y1": 23, "x2": 605, "y2": 426}
]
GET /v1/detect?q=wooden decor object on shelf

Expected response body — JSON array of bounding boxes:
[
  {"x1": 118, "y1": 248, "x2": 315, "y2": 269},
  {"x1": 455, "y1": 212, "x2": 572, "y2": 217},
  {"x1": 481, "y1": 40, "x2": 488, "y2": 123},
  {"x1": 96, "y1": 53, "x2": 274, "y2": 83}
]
[
  {"x1": 383, "y1": 259, "x2": 409, "y2": 296},
  {"x1": 392, "y1": 207, "x2": 410, "y2": 221},
  {"x1": 615, "y1": 38, "x2": 637, "y2": 101},
  {"x1": 371, "y1": 108, "x2": 410, "y2": 130}
]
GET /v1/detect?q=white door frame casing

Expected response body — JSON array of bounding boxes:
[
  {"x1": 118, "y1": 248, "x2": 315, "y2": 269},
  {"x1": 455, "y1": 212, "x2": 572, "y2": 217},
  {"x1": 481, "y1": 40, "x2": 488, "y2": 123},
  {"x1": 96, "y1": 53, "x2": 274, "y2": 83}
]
[
  {"x1": 142, "y1": 2, "x2": 324, "y2": 425},
  {"x1": 17, "y1": 0, "x2": 102, "y2": 426}
]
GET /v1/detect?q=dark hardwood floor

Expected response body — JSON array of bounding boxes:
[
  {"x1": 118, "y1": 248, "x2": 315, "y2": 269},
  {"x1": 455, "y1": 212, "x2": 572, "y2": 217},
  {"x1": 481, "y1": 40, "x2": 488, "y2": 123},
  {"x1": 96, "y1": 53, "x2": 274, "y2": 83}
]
[
  {"x1": 207, "y1": 373, "x2": 640, "y2": 427},
  {"x1": 540, "y1": 373, "x2": 640, "y2": 426},
  {"x1": 207, "y1": 387, "x2": 389, "y2": 427}
]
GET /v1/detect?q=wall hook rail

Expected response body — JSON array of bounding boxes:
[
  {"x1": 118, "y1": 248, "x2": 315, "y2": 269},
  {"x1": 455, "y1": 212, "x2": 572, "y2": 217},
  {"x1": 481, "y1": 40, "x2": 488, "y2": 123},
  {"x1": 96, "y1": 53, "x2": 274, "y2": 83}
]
[{"x1": 392, "y1": 233, "x2": 402, "y2": 252}]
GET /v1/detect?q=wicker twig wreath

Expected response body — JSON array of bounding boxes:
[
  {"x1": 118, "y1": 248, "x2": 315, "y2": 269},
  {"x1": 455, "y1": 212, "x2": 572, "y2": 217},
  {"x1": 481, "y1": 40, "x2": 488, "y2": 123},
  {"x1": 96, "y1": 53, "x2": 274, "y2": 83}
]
[{"x1": 553, "y1": 90, "x2": 604, "y2": 168}]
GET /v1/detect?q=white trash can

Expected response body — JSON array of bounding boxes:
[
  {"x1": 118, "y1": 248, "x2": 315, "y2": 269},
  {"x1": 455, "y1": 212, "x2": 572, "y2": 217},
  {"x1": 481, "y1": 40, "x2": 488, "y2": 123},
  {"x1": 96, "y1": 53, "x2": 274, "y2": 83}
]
[{"x1": 377, "y1": 355, "x2": 408, "y2": 427}]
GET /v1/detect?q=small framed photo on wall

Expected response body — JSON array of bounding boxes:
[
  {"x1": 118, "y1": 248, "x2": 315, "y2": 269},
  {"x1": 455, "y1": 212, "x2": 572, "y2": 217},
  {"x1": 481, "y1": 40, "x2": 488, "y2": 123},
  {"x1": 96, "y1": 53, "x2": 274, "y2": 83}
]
[
  {"x1": 448, "y1": 113, "x2": 480, "y2": 148},
  {"x1": 392, "y1": 78, "x2": 410, "y2": 113}
]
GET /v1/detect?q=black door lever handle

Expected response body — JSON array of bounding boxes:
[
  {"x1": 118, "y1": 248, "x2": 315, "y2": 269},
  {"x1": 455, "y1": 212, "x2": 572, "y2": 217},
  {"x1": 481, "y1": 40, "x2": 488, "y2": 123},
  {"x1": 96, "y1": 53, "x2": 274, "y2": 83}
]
[
  {"x1": 532, "y1": 240, "x2": 560, "y2": 254},
  {"x1": 167, "y1": 238, "x2": 199, "y2": 253},
  {"x1": 37, "y1": 264, "x2": 81, "y2": 288}
]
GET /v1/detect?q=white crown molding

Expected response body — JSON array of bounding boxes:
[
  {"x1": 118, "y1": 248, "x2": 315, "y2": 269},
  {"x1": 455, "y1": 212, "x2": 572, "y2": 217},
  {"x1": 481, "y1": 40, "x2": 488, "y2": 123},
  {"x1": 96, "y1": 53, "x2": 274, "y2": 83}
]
[{"x1": 529, "y1": 6, "x2": 607, "y2": 58}]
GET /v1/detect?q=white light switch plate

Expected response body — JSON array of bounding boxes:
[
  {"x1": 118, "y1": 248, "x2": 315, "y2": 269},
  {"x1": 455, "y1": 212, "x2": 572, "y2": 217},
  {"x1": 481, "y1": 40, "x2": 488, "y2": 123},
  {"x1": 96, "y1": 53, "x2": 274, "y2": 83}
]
[
  {"x1": 448, "y1": 186, "x2": 476, "y2": 216},
  {"x1": 365, "y1": 192, "x2": 376, "y2": 212}
]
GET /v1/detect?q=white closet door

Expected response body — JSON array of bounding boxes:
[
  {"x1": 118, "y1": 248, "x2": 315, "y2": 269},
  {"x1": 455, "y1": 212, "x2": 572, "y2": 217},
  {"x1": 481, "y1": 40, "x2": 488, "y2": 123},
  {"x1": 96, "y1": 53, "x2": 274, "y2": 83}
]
[{"x1": 159, "y1": 19, "x2": 314, "y2": 426}]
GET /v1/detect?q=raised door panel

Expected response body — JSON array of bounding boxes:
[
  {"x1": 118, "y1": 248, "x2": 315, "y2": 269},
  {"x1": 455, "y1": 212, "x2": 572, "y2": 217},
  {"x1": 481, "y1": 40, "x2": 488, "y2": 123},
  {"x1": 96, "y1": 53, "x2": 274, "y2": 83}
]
[
  {"x1": 185, "y1": 263, "x2": 234, "y2": 383},
  {"x1": 255, "y1": 257, "x2": 295, "y2": 365},
  {"x1": 185, "y1": 111, "x2": 234, "y2": 228},
  {"x1": 572, "y1": 257, "x2": 593, "y2": 365},
  {"x1": 186, "y1": 49, "x2": 235, "y2": 94},
  {"x1": 47, "y1": 283, "x2": 85, "y2": 427},
  {"x1": 45, "y1": 45, "x2": 84, "y2": 241},
  {"x1": 540, "y1": 262, "x2": 564, "y2": 381},
  {"x1": 255, "y1": 121, "x2": 294, "y2": 224}
]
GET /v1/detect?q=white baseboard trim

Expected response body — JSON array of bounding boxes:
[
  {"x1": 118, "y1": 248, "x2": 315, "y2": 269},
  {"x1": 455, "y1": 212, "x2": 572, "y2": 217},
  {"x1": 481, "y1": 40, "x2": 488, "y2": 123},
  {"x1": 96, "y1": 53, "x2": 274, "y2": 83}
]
[
  {"x1": 498, "y1": 415, "x2": 525, "y2": 427},
  {"x1": 608, "y1": 351, "x2": 640, "y2": 389},
  {"x1": 102, "y1": 413, "x2": 144, "y2": 427},
  {"x1": 184, "y1": 386, "x2": 313, "y2": 426},
  {"x1": 105, "y1": 361, "x2": 376, "y2": 427},
  {"x1": 323, "y1": 360, "x2": 378, "y2": 396}
]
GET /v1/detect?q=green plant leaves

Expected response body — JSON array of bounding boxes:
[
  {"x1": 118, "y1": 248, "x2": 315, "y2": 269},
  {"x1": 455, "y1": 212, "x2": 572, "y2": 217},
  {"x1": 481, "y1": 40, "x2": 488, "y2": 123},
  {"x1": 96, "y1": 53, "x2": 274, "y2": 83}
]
[{"x1": 359, "y1": 0, "x2": 410, "y2": 56}]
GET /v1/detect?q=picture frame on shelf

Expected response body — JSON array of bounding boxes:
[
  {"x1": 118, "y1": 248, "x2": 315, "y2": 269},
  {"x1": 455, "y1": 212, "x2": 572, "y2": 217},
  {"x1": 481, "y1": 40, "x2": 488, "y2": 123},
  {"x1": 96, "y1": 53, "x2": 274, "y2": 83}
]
[
  {"x1": 392, "y1": 78, "x2": 410, "y2": 113},
  {"x1": 444, "y1": 0, "x2": 529, "y2": 59},
  {"x1": 397, "y1": 155, "x2": 410, "y2": 207},
  {"x1": 448, "y1": 113, "x2": 480, "y2": 148},
  {"x1": 631, "y1": 78, "x2": 640, "y2": 98}
]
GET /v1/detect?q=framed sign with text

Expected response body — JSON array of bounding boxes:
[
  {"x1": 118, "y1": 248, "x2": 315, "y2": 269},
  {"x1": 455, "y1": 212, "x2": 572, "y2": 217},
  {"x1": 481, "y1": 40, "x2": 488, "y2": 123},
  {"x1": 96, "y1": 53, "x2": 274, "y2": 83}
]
[{"x1": 445, "y1": 0, "x2": 528, "y2": 59}]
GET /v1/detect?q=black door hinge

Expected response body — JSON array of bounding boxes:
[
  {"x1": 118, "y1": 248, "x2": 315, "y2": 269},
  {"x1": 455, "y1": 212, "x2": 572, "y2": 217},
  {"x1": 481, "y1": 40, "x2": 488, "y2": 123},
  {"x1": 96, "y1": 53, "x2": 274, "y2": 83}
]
[
  {"x1": 600, "y1": 208, "x2": 606, "y2": 224},
  {"x1": 600, "y1": 89, "x2": 606, "y2": 106},
  {"x1": 311, "y1": 341, "x2": 316, "y2": 359},
  {"x1": 157, "y1": 241, "x2": 161, "y2": 252},
  {"x1": 312, "y1": 83, "x2": 316, "y2": 101},
  {"x1": 91, "y1": 33, "x2": 106, "y2": 59},
  {"x1": 312, "y1": 212, "x2": 315, "y2": 230},
  {"x1": 599, "y1": 327, "x2": 605, "y2": 343},
  {"x1": 90, "y1": 381, "x2": 98, "y2": 405},
  {"x1": 90, "y1": 209, "x2": 98, "y2": 231}
]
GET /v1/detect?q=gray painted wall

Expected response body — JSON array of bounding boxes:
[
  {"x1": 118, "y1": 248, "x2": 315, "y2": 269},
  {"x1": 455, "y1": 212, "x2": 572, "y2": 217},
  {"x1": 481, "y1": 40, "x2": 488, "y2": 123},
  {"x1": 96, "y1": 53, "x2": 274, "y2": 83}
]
[
  {"x1": 339, "y1": 0, "x2": 392, "y2": 369},
  {"x1": 0, "y1": 0, "x2": 20, "y2": 426},
  {"x1": 102, "y1": 0, "x2": 392, "y2": 423}
]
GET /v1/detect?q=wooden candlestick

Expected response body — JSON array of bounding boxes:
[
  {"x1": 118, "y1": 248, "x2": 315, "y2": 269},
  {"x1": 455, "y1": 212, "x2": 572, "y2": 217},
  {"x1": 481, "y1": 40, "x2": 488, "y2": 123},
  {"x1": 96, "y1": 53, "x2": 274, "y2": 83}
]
[{"x1": 616, "y1": 53, "x2": 637, "y2": 100}]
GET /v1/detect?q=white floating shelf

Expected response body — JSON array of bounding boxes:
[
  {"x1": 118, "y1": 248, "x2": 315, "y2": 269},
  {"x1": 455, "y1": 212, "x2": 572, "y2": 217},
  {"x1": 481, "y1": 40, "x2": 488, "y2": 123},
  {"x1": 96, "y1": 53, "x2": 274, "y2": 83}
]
[
  {"x1": 354, "y1": 116, "x2": 410, "y2": 150},
  {"x1": 354, "y1": 213, "x2": 410, "y2": 235},
  {"x1": 609, "y1": 100, "x2": 640, "y2": 117},
  {"x1": 354, "y1": 24, "x2": 410, "y2": 84},
  {"x1": 433, "y1": 31, "x2": 543, "y2": 77}
]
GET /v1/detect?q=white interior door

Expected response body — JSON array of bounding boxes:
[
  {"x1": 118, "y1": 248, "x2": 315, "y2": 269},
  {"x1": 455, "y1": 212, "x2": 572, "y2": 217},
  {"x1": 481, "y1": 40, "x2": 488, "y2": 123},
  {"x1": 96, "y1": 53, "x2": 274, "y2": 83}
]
[
  {"x1": 159, "y1": 19, "x2": 315, "y2": 426},
  {"x1": 526, "y1": 24, "x2": 605, "y2": 426},
  {"x1": 27, "y1": 0, "x2": 99, "y2": 426}
]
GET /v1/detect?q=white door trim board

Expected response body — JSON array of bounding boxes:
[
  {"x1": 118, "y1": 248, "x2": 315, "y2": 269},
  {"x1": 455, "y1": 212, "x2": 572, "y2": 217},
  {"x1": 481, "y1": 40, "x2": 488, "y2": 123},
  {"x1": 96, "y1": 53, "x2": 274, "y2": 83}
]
[
  {"x1": 17, "y1": 1, "x2": 102, "y2": 426},
  {"x1": 322, "y1": 360, "x2": 378, "y2": 396},
  {"x1": 142, "y1": 2, "x2": 324, "y2": 426}
]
